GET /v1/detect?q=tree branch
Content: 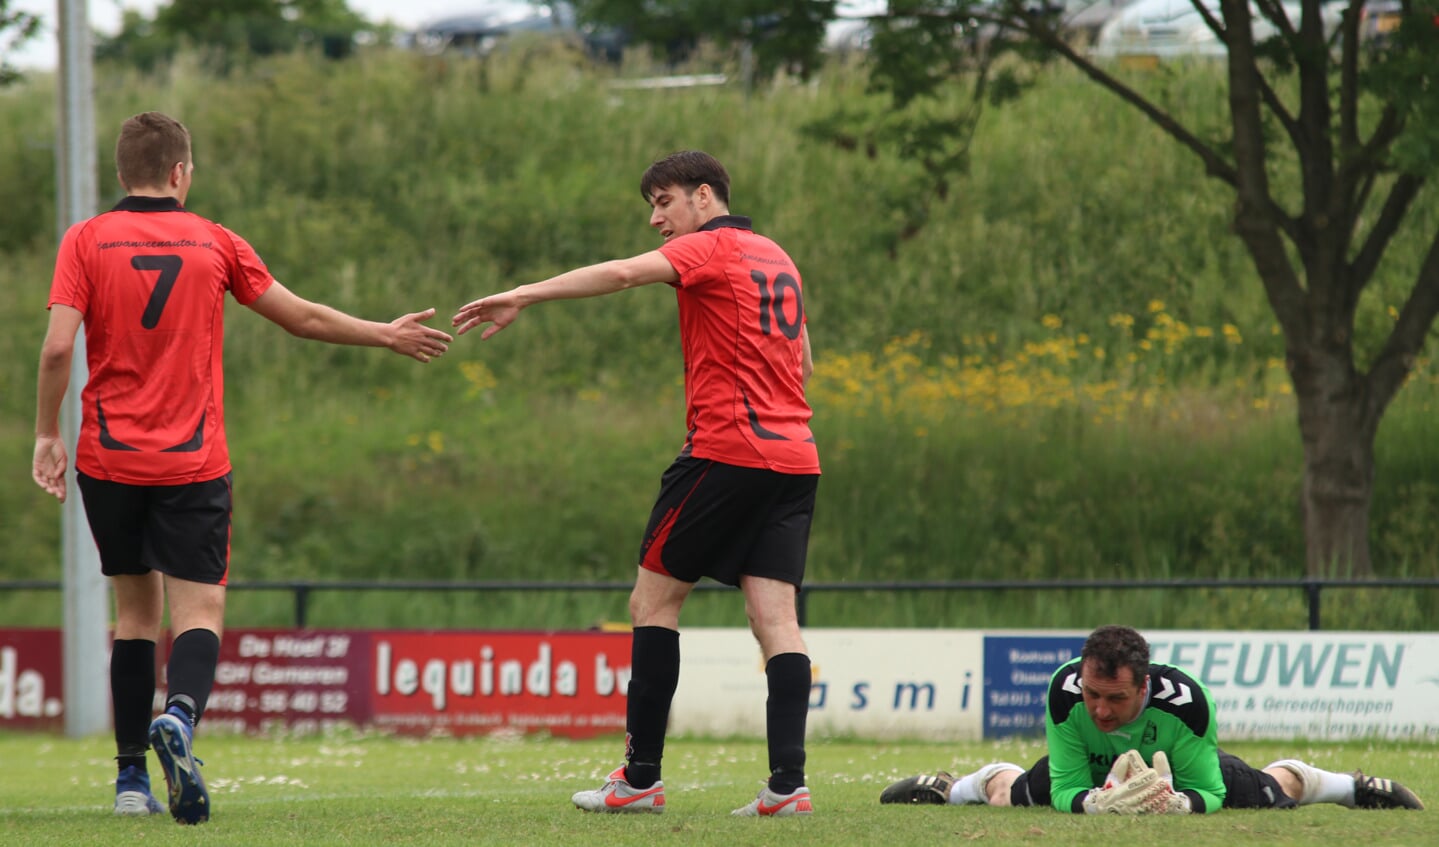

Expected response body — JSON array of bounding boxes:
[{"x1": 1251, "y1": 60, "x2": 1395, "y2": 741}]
[
  {"x1": 1366, "y1": 226, "x2": 1439, "y2": 420},
  {"x1": 1253, "y1": 0, "x2": 1299, "y2": 41},
  {"x1": 1221, "y1": 0, "x2": 1308, "y2": 338},
  {"x1": 1017, "y1": 22, "x2": 1237, "y2": 184},
  {"x1": 1349, "y1": 173, "x2": 1425, "y2": 295},
  {"x1": 1294, "y1": 0, "x2": 1336, "y2": 268},
  {"x1": 1337, "y1": 1, "x2": 1363, "y2": 154},
  {"x1": 1190, "y1": 0, "x2": 1303, "y2": 149},
  {"x1": 1189, "y1": 0, "x2": 1232, "y2": 42},
  {"x1": 1341, "y1": 106, "x2": 1404, "y2": 186}
]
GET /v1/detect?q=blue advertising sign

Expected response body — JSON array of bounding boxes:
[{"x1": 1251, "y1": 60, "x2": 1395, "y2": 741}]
[{"x1": 982, "y1": 634, "x2": 1085, "y2": 739}]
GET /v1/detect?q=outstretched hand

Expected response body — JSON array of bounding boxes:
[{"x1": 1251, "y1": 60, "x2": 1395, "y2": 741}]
[
  {"x1": 389, "y1": 308, "x2": 453, "y2": 362},
  {"x1": 452, "y1": 291, "x2": 522, "y2": 340},
  {"x1": 33, "y1": 434, "x2": 69, "y2": 502},
  {"x1": 1083, "y1": 750, "x2": 1192, "y2": 815},
  {"x1": 1148, "y1": 751, "x2": 1192, "y2": 814}
]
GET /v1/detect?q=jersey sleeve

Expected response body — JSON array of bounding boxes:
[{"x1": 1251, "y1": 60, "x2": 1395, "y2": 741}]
[
  {"x1": 1042, "y1": 661, "x2": 1096, "y2": 812},
  {"x1": 217, "y1": 224, "x2": 275, "y2": 305},
  {"x1": 1165, "y1": 682, "x2": 1225, "y2": 813},
  {"x1": 48, "y1": 221, "x2": 92, "y2": 311},
  {"x1": 657, "y1": 231, "x2": 720, "y2": 286}
]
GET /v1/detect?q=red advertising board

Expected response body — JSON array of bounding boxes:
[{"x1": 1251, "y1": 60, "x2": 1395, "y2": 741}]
[
  {"x1": 205, "y1": 629, "x2": 372, "y2": 735},
  {"x1": 0, "y1": 628, "x2": 631, "y2": 739},
  {"x1": 370, "y1": 631, "x2": 632, "y2": 737},
  {"x1": 0, "y1": 629, "x2": 65, "y2": 731}
]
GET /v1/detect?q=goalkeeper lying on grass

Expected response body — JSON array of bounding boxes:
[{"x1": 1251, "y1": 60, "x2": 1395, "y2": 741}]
[{"x1": 881, "y1": 625, "x2": 1424, "y2": 814}]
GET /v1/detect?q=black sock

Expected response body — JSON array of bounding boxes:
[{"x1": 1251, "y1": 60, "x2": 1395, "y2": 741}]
[
  {"x1": 166, "y1": 628, "x2": 221, "y2": 725},
  {"x1": 765, "y1": 652, "x2": 811, "y2": 794},
  {"x1": 623, "y1": 626, "x2": 680, "y2": 789},
  {"x1": 111, "y1": 638, "x2": 155, "y2": 772}
]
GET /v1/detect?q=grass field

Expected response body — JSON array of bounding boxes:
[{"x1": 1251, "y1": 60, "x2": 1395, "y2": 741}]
[{"x1": 2, "y1": 732, "x2": 1435, "y2": 846}]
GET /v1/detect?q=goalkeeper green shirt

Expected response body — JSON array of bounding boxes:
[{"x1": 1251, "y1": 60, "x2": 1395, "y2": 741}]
[{"x1": 1044, "y1": 658, "x2": 1225, "y2": 814}]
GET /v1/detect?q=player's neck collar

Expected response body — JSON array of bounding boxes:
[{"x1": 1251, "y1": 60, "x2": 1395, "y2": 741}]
[
  {"x1": 698, "y1": 214, "x2": 752, "y2": 232},
  {"x1": 113, "y1": 195, "x2": 185, "y2": 213}
]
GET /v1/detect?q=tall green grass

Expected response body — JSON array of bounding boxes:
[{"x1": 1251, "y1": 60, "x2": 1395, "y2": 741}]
[{"x1": 2, "y1": 45, "x2": 1436, "y2": 632}]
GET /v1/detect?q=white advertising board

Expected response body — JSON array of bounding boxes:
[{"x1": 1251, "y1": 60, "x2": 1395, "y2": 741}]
[
  {"x1": 668, "y1": 629, "x2": 985, "y2": 740},
  {"x1": 1147, "y1": 630, "x2": 1439, "y2": 741},
  {"x1": 668, "y1": 628, "x2": 1439, "y2": 742}
]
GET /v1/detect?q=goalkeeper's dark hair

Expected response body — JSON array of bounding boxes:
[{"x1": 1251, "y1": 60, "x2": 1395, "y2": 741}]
[
  {"x1": 1081, "y1": 625, "x2": 1150, "y2": 685},
  {"x1": 641, "y1": 150, "x2": 730, "y2": 207}
]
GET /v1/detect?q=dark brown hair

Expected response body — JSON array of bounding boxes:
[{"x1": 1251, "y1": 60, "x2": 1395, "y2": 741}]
[
  {"x1": 1080, "y1": 624, "x2": 1150, "y2": 685},
  {"x1": 115, "y1": 112, "x2": 191, "y2": 190},
  {"x1": 640, "y1": 150, "x2": 730, "y2": 207}
]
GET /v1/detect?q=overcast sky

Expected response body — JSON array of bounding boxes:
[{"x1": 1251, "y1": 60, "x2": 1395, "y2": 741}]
[{"x1": 7, "y1": 1, "x2": 487, "y2": 69}]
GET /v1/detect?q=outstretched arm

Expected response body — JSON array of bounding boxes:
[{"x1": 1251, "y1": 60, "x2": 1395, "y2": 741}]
[
  {"x1": 33, "y1": 305, "x2": 83, "y2": 501},
  {"x1": 452, "y1": 251, "x2": 678, "y2": 339},
  {"x1": 247, "y1": 281, "x2": 452, "y2": 362}
]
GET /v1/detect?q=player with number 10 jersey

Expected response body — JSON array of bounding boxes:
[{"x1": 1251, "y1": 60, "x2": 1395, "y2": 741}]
[{"x1": 658, "y1": 216, "x2": 819, "y2": 475}]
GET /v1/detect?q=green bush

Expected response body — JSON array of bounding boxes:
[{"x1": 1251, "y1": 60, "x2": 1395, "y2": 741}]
[{"x1": 2, "y1": 47, "x2": 1436, "y2": 631}]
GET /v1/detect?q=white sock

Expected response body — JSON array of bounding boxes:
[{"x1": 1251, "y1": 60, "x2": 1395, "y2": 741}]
[
  {"x1": 949, "y1": 762, "x2": 1023, "y2": 805},
  {"x1": 1313, "y1": 769, "x2": 1358, "y2": 807},
  {"x1": 1267, "y1": 759, "x2": 1356, "y2": 806}
]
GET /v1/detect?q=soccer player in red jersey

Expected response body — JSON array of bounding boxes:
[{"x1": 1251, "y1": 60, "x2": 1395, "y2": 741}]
[
  {"x1": 32, "y1": 112, "x2": 451, "y2": 824},
  {"x1": 453, "y1": 150, "x2": 819, "y2": 817}
]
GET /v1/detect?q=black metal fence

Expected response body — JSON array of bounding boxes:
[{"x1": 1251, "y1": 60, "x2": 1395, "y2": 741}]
[{"x1": 4, "y1": 576, "x2": 1437, "y2": 630}]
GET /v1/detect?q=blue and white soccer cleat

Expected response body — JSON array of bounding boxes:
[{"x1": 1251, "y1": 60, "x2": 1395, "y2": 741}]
[
  {"x1": 148, "y1": 709, "x2": 210, "y2": 824},
  {"x1": 113, "y1": 764, "x2": 165, "y2": 816}
]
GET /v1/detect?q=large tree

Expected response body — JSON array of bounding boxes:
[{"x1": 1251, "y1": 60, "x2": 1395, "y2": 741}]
[{"x1": 844, "y1": 1, "x2": 1439, "y2": 577}]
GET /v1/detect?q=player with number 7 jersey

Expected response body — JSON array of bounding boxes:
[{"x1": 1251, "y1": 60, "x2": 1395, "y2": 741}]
[
  {"x1": 47, "y1": 195, "x2": 273, "y2": 485},
  {"x1": 35, "y1": 111, "x2": 450, "y2": 826}
]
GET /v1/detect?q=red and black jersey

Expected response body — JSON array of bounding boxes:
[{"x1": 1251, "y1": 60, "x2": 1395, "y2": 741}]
[
  {"x1": 48, "y1": 196, "x2": 274, "y2": 485},
  {"x1": 657, "y1": 216, "x2": 819, "y2": 475}
]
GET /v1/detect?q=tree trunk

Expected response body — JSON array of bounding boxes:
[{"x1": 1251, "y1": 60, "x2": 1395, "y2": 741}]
[{"x1": 1291, "y1": 348, "x2": 1377, "y2": 578}]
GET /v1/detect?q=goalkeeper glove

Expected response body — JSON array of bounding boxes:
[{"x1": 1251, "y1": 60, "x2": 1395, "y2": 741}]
[
  {"x1": 1149, "y1": 751, "x2": 1193, "y2": 814},
  {"x1": 1083, "y1": 750, "x2": 1191, "y2": 815}
]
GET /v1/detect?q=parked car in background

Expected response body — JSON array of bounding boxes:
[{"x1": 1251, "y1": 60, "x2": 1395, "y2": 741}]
[
  {"x1": 1062, "y1": 0, "x2": 1145, "y2": 42},
  {"x1": 824, "y1": 0, "x2": 886, "y2": 53},
  {"x1": 1359, "y1": 0, "x2": 1404, "y2": 44},
  {"x1": 1091, "y1": 0, "x2": 1342, "y2": 64},
  {"x1": 823, "y1": 0, "x2": 1146, "y2": 54},
  {"x1": 1360, "y1": 0, "x2": 1439, "y2": 47},
  {"x1": 408, "y1": 1, "x2": 626, "y2": 63}
]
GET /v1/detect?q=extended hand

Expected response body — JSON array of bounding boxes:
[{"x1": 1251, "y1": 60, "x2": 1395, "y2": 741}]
[
  {"x1": 389, "y1": 308, "x2": 453, "y2": 362},
  {"x1": 1100, "y1": 749, "x2": 1149, "y2": 790},
  {"x1": 33, "y1": 434, "x2": 69, "y2": 502},
  {"x1": 1083, "y1": 750, "x2": 1191, "y2": 815},
  {"x1": 452, "y1": 291, "x2": 522, "y2": 340},
  {"x1": 1148, "y1": 751, "x2": 1193, "y2": 814}
]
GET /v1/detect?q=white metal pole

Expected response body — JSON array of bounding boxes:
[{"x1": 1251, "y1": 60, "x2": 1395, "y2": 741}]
[{"x1": 57, "y1": 0, "x2": 110, "y2": 739}]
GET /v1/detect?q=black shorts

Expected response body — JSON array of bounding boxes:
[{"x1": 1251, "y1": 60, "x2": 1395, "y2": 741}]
[
  {"x1": 1216, "y1": 749, "x2": 1297, "y2": 809},
  {"x1": 76, "y1": 471, "x2": 233, "y2": 586},
  {"x1": 1007, "y1": 751, "x2": 1298, "y2": 811},
  {"x1": 637, "y1": 457, "x2": 818, "y2": 587}
]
